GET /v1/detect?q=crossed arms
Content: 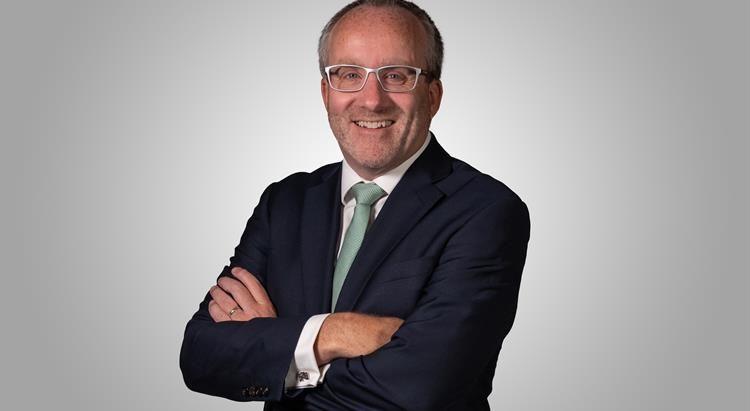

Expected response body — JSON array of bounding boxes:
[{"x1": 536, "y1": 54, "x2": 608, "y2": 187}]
[
  {"x1": 208, "y1": 266, "x2": 404, "y2": 367},
  {"x1": 180, "y1": 182, "x2": 530, "y2": 410}
]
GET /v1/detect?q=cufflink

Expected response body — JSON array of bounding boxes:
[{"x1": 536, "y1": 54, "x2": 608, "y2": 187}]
[{"x1": 296, "y1": 371, "x2": 309, "y2": 382}]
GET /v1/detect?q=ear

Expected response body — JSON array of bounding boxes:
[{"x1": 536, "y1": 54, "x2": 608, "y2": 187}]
[
  {"x1": 321, "y1": 77, "x2": 330, "y2": 111},
  {"x1": 428, "y1": 79, "x2": 443, "y2": 117}
]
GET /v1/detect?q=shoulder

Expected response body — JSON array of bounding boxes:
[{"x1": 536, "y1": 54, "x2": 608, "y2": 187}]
[
  {"x1": 261, "y1": 162, "x2": 340, "y2": 201},
  {"x1": 416, "y1": 136, "x2": 526, "y2": 213},
  {"x1": 440, "y1": 157, "x2": 530, "y2": 241},
  {"x1": 442, "y1": 157, "x2": 526, "y2": 212}
]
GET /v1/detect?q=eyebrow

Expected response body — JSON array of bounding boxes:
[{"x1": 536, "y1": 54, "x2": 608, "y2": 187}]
[{"x1": 332, "y1": 58, "x2": 415, "y2": 67}]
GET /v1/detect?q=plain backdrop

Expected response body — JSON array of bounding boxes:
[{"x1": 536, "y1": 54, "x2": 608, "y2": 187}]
[{"x1": 1, "y1": 1, "x2": 748, "y2": 410}]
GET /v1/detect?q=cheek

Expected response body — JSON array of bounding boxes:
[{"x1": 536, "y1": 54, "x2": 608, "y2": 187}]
[
  {"x1": 327, "y1": 94, "x2": 353, "y2": 116},
  {"x1": 392, "y1": 95, "x2": 425, "y2": 119}
]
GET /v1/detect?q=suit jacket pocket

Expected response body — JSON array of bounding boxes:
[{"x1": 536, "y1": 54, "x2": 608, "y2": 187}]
[
  {"x1": 359, "y1": 256, "x2": 437, "y2": 317},
  {"x1": 367, "y1": 256, "x2": 437, "y2": 290}
]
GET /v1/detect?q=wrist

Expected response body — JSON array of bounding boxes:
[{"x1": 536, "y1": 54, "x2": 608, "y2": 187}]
[{"x1": 314, "y1": 312, "x2": 346, "y2": 365}]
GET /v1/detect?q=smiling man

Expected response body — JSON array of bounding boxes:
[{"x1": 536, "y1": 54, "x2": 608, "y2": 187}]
[
  {"x1": 180, "y1": 1, "x2": 530, "y2": 410},
  {"x1": 322, "y1": 4, "x2": 442, "y2": 180}
]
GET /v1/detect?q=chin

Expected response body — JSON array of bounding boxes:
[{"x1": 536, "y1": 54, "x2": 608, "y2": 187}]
[
  {"x1": 349, "y1": 153, "x2": 388, "y2": 170},
  {"x1": 358, "y1": 159, "x2": 392, "y2": 171},
  {"x1": 353, "y1": 145, "x2": 399, "y2": 168}
]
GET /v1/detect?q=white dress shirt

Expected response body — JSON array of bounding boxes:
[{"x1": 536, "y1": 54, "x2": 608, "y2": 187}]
[{"x1": 284, "y1": 132, "x2": 432, "y2": 390}]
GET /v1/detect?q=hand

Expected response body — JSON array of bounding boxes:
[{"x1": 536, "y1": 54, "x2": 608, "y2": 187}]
[
  {"x1": 207, "y1": 267, "x2": 277, "y2": 322},
  {"x1": 314, "y1": 312, "x2": 404, "y2": 365}
]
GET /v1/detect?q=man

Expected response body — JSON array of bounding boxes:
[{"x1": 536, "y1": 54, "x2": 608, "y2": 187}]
[{"x1": 180, "y1": 1, "x2": 530, "y2": 410}]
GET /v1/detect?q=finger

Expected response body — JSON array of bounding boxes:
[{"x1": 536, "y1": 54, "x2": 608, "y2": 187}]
[
  {"x1": 209, "y1": 285, "x2": 241, "y2": 314},
  {"x1": 217, "y1": 276, "x2": 256, "y2": 312},
  {"x1": 231, "y1": 267, "x2": 274, "y2": 307},
  {"x1": 210, "y1": 293, "x2": 252, "y2": 321},
  {"x1": 208, "y1": 300, "x2": 230, "y2": 322},
  {"x1": 232, "y1": 268, "x2": 277, "y2": 317}
]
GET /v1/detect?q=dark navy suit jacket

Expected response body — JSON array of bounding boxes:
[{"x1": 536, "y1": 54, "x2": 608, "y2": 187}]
[{"x1": 180, "y1": 136, "x2": 530, "y2": 410}]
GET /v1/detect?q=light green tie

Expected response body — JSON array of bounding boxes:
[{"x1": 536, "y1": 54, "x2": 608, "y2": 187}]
[{"x1": 331, "y1": 182, "x2": 386, "y2": 310}]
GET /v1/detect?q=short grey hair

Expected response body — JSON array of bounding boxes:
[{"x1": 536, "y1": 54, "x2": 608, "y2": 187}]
[{"x1": 317, "y1": 0, "x2": 444, "y2": 80}]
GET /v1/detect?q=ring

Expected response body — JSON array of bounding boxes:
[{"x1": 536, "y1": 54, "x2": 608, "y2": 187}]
[{"x1": 228, "y1": 306, "x2": 241, "y2": 318}]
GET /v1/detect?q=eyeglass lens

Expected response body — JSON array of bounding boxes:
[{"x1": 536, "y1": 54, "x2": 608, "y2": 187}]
[{"x1": 328, "y1": 66, "x2": 419, "y2": 92}]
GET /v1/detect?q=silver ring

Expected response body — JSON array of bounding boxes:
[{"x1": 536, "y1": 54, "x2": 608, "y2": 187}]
[{"x1": 228, "y1": 306, "x2": 240, "y2": 318}]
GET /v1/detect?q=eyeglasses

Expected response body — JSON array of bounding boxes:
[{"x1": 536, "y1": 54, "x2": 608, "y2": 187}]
[{"x1": 324, "y1": 64, "x2": 429, "y2": 93}]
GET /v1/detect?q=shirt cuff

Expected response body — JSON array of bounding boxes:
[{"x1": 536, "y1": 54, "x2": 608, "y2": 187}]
[{"x1": 284, "y1": 313, "x2": 331, "y2": 390}]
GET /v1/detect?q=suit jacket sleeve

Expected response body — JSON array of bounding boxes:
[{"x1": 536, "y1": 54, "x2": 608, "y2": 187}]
[
  {"x1": 179, "y1": 183, "x2": 309, "y2": 402},
  {"x1": 299, "y1": 196, "x2": 530, "y2": 411}
]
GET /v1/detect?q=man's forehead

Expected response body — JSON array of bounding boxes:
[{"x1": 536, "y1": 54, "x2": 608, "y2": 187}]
[
  {"x1": 326, "y1": 8, "x2": 425, "y2": 67},
  {"x1": 329, "y1": 6, "x2": 426, "y2": 44},
  {"x1": 337, "y1": 5, "x2": 418, "y2": 27}
]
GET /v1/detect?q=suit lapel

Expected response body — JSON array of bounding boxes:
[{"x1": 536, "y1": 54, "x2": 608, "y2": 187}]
[
  {"x1": 333, "y1": 136, "x2": 453, "y2": 312},
  {"x1": 299, "y1": 165, "x2": 342, "y2": 315}
]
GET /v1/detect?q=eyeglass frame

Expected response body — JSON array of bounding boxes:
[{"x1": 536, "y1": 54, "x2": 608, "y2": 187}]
[{"x1": 323, "y1": 64, "x2": 432, "y2": 93}]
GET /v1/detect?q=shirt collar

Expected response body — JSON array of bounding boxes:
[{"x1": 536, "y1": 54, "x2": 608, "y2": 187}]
[{"x1": 340, "y1": 132, "x2": 431, "y2": 205}]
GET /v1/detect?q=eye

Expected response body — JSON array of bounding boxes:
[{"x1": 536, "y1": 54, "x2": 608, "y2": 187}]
[
  {"x1": 380, "y1": 66, "x2": 416, "y2": 86},
  {"x1": 342, "y1": 71, "x2": 362, "y2": 80},
  {"x1": 383, "y1": 71, "x2": 405, "y2": 81},
  {"x1": 332, "y1": 67, "x2": 363, "y2": 80}
]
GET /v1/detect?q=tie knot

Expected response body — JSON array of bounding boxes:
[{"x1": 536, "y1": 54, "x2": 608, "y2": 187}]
[{"x1": 349, "y1": 182, "x2": 386, "y2": 206}]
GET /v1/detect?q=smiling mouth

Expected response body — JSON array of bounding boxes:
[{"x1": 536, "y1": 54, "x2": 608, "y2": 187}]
[{"x1": 353, "y1": 120, "x2": 394, "y2": 129}]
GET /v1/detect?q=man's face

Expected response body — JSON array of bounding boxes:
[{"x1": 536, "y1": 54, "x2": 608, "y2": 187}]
[{"x1": 321, "y1": 6, "x2": 443, "y2": 180}]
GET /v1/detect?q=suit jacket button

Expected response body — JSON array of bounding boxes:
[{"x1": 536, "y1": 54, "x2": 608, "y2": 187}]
[
  {"x1": 241, "y1": 386, "x2": 258, "y2": 398},
  {"x1": 261, "y1": 386, "x2": 269, "y2": 396}
]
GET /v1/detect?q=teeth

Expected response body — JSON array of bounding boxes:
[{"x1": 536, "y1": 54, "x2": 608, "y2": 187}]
[{"x1": 355, "y1": 120, "x2": 393, "y2": 129}]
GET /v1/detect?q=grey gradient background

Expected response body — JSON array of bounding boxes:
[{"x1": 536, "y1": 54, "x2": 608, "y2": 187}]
[{"x1": 1, "y1": 0, "x2": 748, "y2": 410}]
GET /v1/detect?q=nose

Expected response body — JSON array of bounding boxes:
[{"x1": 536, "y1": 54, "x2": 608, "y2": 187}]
[{"x1": 357, "y1": 72, "x2": 391, "y2": 111}]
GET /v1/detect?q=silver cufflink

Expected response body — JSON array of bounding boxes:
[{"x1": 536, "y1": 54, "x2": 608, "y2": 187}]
[{"x1": 296, "y1": 371, "x2": 310, "y2": 382}]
